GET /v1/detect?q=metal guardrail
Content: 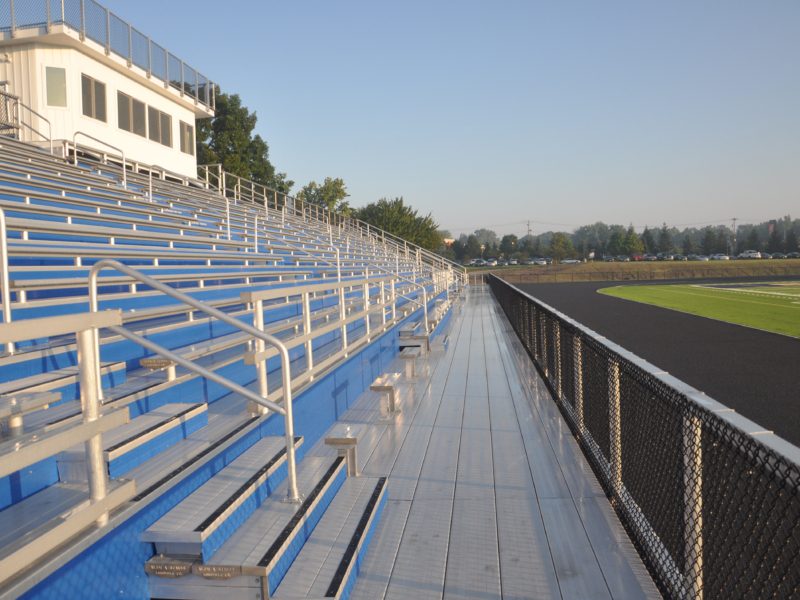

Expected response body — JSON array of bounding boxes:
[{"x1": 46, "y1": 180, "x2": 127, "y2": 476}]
[
  {"x1": 70, "y1": 131, "x2": 126, "y2": 187},
  {"x1": 487, "y1": 274, "x2": 800, "y2": 600},
  {"x1": 1, "y1": 0, "x2": 214, "y2": 110},
  {"x1": 196, "y1": 163, "x2": 468, "y2": 290},
  {"x1": 88, "y1": 259, "x2": 302, "y2": 502}
]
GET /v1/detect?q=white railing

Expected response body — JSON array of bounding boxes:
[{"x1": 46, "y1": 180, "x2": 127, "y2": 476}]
[{"x1": 68, "y1": 132, "x2": 127, "y2": 188}]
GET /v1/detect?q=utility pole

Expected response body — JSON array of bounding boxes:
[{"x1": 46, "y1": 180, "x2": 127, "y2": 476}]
[
  {"x1": 732, "y1": 217, "x2": 738, "y2": 255},
  {"x1": 527, "y1": 220, "x2": 532, "y2": 238}
]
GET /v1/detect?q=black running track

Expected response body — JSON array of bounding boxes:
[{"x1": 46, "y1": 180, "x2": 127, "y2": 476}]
[{"x1": 516, "y1": 279, "x2": 800, "y2": 447}]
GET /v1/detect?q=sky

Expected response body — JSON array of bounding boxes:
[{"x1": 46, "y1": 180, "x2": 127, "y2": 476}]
[{"x1": 106, "y1": 1, "x2": 800, "y2": 237}]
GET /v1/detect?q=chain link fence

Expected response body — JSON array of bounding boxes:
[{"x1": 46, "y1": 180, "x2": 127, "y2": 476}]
[{"x1": 487, "y1": 274, "x2": 800, "y2": 600}]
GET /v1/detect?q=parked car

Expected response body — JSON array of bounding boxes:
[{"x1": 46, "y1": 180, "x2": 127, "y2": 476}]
[
  {"x1": 643, "y1": 254, "x2": 658, "y2": 261},
  {"x1": 762, "y1": 252, "x2": 772, "y2": 259},
  {"x1": 509, "y1": 259, "x2": 519, "y2": 265},
  {"x1": 771, "y1": 252, "x2": 787, "y2": 259},
  {"x1": 695, "y1": 255, "x2": 709, "y2": 261},
  {"x1": 561, "y1": 259, "x2": 581, "y2": 265},
  {"x1": 787, "y1": 252, "x2": 800, "y2": 259},
  {"x1": 497, "y1": 260, "x2": 508, "y2": 266},
  {"x1": 710, "y1": 254, "x2": 730, "y2": 260},
  {"x1": 533, "y1": 258, "x2": 548, "y2": 266},
  {"x1": 738, "y1": 250, "x2": 761, "y2": 259},
  {"x1": 524, "y1": 258, "x2": 538, "y2": 265},
  {"x1": 616, "y1": 255, "x2": 630, "y2": 262},
  {"x1": 485, "y1": 258, "x2": 498, "y2": 267},
  {"x1": 604, "y1": 256, "x2": 615, "y2": 262},
  {"x1": 673, "y1": 254, "x2": 688, "y2": 261}
]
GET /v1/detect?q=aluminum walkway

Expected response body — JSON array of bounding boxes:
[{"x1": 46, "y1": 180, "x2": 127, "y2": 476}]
[{"x1": 304, "y1": 284, "x2": 659, "y2": 599}]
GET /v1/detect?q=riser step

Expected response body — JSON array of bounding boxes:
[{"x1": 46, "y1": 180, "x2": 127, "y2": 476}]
[
  {"x1": 273, "y1": 476, "x2": 388, "y2": 600},
  {"x1": 143, "y1": 435, "x2": 304, "y2": 562},
  {"x1": 0, "y1": 361, "x2": 126, "y2": 407},
  {"x1": 146, "y1": 456, "x2": 348, "y2": 600},
  {"x1": 57, "y1": 402, "x2": 207, "y2": 481}
]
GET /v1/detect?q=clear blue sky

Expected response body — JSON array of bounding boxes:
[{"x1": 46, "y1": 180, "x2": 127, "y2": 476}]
[{"x1": 108, "y1": 1, "x2": 799, "y2": 237}]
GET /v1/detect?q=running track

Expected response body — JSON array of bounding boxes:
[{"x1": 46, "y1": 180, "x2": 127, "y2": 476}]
[{"x1": 516, "y1": 279, "x2": 800, "y2": 447}]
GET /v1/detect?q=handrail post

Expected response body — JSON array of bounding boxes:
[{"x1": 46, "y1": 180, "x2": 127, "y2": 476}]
[
  {"x1": 302, "y1": 291, "x2": 313, "y2": 372},
  {"x1": 277, "y1": 344, "x2": 301, "y2": 503},
  {"x1": 339, "y1": 286, "x2": 348, "y2": 353},
  {"x1": 0, "y1": 209, "x2": 13, "y2": 354},
  {"x1": 252, "y1": 299, "x2": 269, "y2": 414},
  {"x1": 363, "y1": 282, "x2": 371, "y2": 339},
  {"x1": 390, "y1": 279, "x2": 397, "y2": 321},
  {"x1": 76, "y1": 326, "x2": 109, "y2": 525}
]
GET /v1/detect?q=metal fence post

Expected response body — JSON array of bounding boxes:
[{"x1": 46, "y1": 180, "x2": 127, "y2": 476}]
[
  {"x1": 554, "y1": 324, "x2": 562, "y2": 401},
  {"x1": 105, "y1": 9, "x2": 110, "y2": 54},
  {"x1": 77, "y1": 326, "x2": 109, "y2": 525},
  {"x1": 609, "y1": 358, "x2": 622, "y2": 499},
  {"x1": 683, "y1": 411, "x2": 704, "y2": 599},
  {"x1": 79, "y1": 0, "x2": 86, "y2": 40},
  {"x1": 391, "y1": 279, "x2": 397, "y2": 321},
  {"x1": 573, "y1": 334, "x2": 584, "y2": 433}
]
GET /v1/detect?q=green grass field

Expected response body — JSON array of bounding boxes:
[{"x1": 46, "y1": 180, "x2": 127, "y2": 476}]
[{"x1": 598, "y1": 281, "x2": 800, "y2": 338}]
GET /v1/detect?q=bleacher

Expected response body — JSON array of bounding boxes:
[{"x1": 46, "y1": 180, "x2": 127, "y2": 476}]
[{"x1": 0, "y1": 136, "x2": 465, "y2": 598}]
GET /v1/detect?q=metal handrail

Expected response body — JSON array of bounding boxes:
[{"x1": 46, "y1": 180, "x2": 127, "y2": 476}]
[
  {"x1": 87, "y1": 259, "x2": 300, "y2": 502},
  {"x1": 5, "y1": 96, "x2": 54, "y2": 155},
  {"x1": 70, "y1": 132, "x2": 127, "y2": 188}
]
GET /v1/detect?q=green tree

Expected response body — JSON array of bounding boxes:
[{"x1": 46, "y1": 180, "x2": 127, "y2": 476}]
[
  {"x1": 701, "y1": 227, "x2": 717, "y2": 255},
  {"x1": 767, "y1": 227, "x2": 783, "y2": 253},
  {"x1": 658, "y1": 223, "x2": 673, "y2": 253},
  {"x1": 607, "y1": 229, "x2": 624, "y2": 256},
  {"x1": 297, "y1": 177, "x2": 350, "y2": 213},
  {"x1": 624, "y1": 226, "x2": 644, "y2": 255},
  {"x1": 746, "y1": 228, "x2": 760, "y2": 251},
  {"x1": 465, "y1": 235, "x2": 482, "y2": 258},
  {"x1": 549, "y1": 232, "x2": 575, "y2": 260},
  {"x1": 786, "y1": 228, "x2": 799, "y2": 253},
  {"x1": 196, "y1": 89, "x2": 292, "y2": 191},
  {"x1": 499, "y1": 234, "x2": 518, "y2": 257},
  {"x1": 640, "y1": 227, "x2": 656, "y2": 254},
  {"x1": 355, "y1": 197, "x2": 442, "y2": 251}
]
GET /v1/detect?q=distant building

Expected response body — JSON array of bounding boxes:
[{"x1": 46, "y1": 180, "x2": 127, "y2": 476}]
[{"x1": 0, "y1": 1, "x2": 214, "y2": 177}]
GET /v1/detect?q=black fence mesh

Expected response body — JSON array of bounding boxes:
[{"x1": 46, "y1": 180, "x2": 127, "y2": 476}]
[{"x1": 487, "y1": 275, "x2": 800, "y2": 600}]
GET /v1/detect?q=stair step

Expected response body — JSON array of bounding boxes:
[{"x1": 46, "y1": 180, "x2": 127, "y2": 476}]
[
  {"x1": 0, "y1": 361, "x2": 126, "y2": 401},
  {"x1": 273, "y1": 476, "x2": 387, "y2": 600},
  {"x1": 143, "y1": 435, "x2": 304, "y2": 561},
  {"x1": 146, "y1": 456, "x2": 348, "y2": 600},
  {"x1": 58, "y1": 402, "x2": 207, "y2": 480}
]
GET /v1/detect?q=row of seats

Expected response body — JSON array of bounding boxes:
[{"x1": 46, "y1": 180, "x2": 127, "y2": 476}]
[{"x1": 0, "y1": 136, "x2": 463, "y2": 598}]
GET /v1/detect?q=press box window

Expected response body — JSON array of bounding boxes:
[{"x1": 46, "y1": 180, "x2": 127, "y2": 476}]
[
  {"x1": 117, "y1": 92, "x2": 146, "y2": 137},
  {"x1": 45, "y1": 67, "x2": 67, "y2": 107},
  {"x1": 148, "y1": 107, "x2": 172, "y2": 147},
  {"x1": 180, "y1": 121, "x2": 194, "y2": 155},
  {"x1": 81, "y1": 74, "x2": 106, "y2": 121}
]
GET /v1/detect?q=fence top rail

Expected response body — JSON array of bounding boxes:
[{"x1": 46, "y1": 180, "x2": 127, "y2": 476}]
[
  {"x1": 489, "y1": 274, "x2": 800, "y2": 466},
  {"x1": 0, "y1": 309, "x2": 121, "y2": 343}
]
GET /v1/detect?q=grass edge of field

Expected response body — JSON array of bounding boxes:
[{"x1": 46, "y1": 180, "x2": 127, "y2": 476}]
[{"x1": 597, "y1": 284, "x2": 800, "y2": 339}]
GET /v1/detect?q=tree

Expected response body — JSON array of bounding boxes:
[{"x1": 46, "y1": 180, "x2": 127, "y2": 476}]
[
  {"x1": 473, "y1": 229, "x2": 499, "y2": 248},
  {"x1": 658, "y1": 223, "x2": 673, "y2": 253},
  {"x1": 196, "y1": 89, "x2": 292, "y2": 192},
  {"x1": 786, "y1": 228, "x2": 799, "y2": 253},
  {"x1": 640, "y1": 227, "x2": 656, "y2": 254},
  {"x1": 746, "y1": 228, "x2": 760, "y2": 251},
  {"x1": 607, "y1": 229, "x2": 624, "y2": 256},
  {"x1": 355, "y1": 197, "x2": 442, "y2": 251},
  {"x1": 549, "y1": 232, "x2": 575, "y2": 260},
  {"x1": 682, "y1": 236, "x2": 696, "y2": 255},
  {"x1": 624, "y1": 226, "x2": 644, "y2": 256},
  {"x1": 700, "y1": 227, "x2": 717, "y2": 255},
  {"x1": 297, "y1": 177, "x2": 350, "y2": 213},
  {"x1": 767, "y1": 227, "x2": 783, "y2": 254},
  {"x1": 465, "y1": 235, "x2": 482, "y2": 258},
  {"x1": 499, "y1": 234, "x2": 518, "y2": 257}
]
